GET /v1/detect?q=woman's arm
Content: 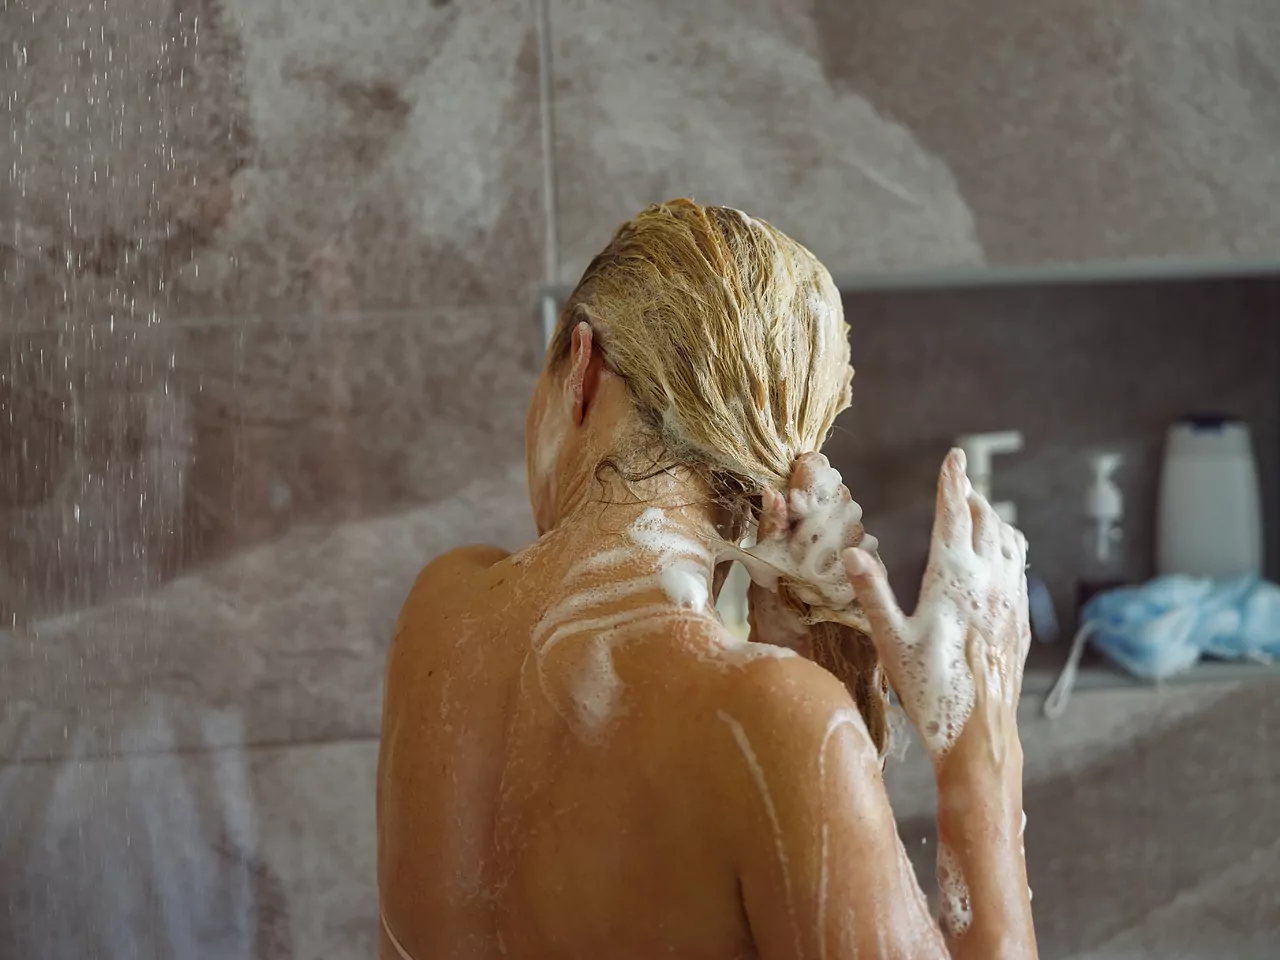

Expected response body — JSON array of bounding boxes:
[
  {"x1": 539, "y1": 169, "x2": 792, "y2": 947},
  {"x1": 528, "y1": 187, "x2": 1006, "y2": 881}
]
[
  {"x1": 722, "y1": 655, "x2": 1032, "y2": 960},
  {"x1": 844, "y1": 448, "x2": 1037, "y2": 957},
  {"x1": 934, "y1": 709, "x2": 1033, "y2": 956},
  {"x1": 720, "y1": 660, "x2": 950, "y2": 960},
  {"x1": 739, "y1": 449, "x2": 1036, "y2": 957}
]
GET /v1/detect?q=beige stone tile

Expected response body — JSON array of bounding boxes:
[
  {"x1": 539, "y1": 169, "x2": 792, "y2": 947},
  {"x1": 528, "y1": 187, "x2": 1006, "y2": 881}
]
[
  {"x1": 1, "y1": 306, "x2": 541, "y2": 623},
  {"x1": 809, "y1": 0, "x2": 1280, "y2": 267},
  {"x1": 893, "y1": 678, "x2": 1280, "y2": 959},
  {"x1": 172, "y1": 308, "x2": 540, "y2": 564},
  {"x1": 0, "y1": 324, "x2": 193, "y2": 623},
  {"x1": 548, "y1": 0, "x2": 985, "y2": 286},
  {"x1": 0, "y1": 464, "x2": 537, "y2": 762},
  {"x1": 250, "y1": 739, "x2": 379, "y2": 959},
  {"x1": 884, "y1": 680, "x2": 1242, "y2": 823},
  {"x1": 0, "y1": 738, "x2": 377, "y2": 959},
  {"x1": 550, "y1": 1, "x2": 1280, "y2": 279},
  {"x1": 3, "y1": 0, "x2": 544, "y2": 321},
  {"x1": 1070, "y1": 836, "x2": 1280, "y2": 959},
  {"x1": 1024, "y1": 680, "x2": 1274, "y2": 957}
]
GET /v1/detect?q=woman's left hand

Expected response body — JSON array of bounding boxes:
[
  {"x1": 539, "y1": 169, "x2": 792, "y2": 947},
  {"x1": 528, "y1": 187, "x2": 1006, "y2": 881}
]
[{"x1": 746, "y1": 453, "x2": 876, "y2": 651}]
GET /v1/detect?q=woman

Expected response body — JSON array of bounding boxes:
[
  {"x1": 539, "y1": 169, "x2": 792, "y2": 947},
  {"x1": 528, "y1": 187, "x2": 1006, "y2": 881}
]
[{"x1": 378, "y1": 200, "x2": 1036, "y2": 959}]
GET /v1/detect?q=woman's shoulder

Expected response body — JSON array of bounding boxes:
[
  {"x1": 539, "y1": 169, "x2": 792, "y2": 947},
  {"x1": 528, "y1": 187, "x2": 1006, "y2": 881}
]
[
  {"x1": 641, "y1": 628, "x2": 868, "y2": 767},
  {"x1": 387, "y1": 544, "x2": 513, "y2": 671},
  {"x1": 416, "y1": 544, "x2": 513, "y2": 586},
  {"x1": 398, "y1": 544, "x2": 512, "y2": 613},
  {"x1": 711, "y1": 646, "x2": 865, "y2": 743},
  {"x1": 628, "y1": 638, "x2": 879, "y2": 846}
]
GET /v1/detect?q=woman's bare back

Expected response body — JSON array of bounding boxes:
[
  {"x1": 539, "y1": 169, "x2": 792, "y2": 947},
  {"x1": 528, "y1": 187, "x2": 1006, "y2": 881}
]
[{"x1": 377, "y1": 526, "x2": 789, "y2": 960}]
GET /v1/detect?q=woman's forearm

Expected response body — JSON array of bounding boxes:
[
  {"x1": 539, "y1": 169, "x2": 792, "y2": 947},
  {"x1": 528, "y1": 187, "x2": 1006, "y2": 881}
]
[{"x1": 934, "y1": 737, "x2": 1037, "y2": 959}]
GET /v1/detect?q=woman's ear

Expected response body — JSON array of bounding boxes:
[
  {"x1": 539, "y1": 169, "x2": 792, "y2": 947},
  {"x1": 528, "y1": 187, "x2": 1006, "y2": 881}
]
[{"x1": 567, "y1": 320, "x2": 605, "y2": 426}]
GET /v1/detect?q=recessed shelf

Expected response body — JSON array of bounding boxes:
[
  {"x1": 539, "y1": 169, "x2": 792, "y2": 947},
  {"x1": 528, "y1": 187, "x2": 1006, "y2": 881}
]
[
  {"x1": 539, "y1": 253, "x2": 1280, "y2": 302},
  {"x1": 1021, "y1": 642, "x2": 1280, "y2": 697}
]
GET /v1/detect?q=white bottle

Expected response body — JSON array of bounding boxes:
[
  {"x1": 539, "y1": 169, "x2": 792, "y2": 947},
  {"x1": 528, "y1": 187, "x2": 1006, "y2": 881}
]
[
  {"x1": 1046, "y1": 453, "x2": 1127, "y2": 719},
  {"x1": 1157, "y1": 416, "x2": 1263, "y2": 579}
]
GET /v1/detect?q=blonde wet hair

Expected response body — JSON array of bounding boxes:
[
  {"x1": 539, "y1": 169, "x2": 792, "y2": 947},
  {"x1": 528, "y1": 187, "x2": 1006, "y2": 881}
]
[{"x1": 547, "y1": 198, "x2": 891, "y2": 756}]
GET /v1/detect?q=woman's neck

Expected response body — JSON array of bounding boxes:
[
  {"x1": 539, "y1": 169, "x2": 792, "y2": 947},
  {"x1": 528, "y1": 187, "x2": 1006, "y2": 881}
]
[
  {"x1": 556, "y1": 471, "x2": 725, "y2": 549},
  {"x1": 536, "y1": 484, "x2": 724, "y2": 622},
  {"x1": 549, "y1": 391, "x2": 728, "y2": 546},
  {"x1": 534, "y1": 465, "x2": 727, "y2": 613}
]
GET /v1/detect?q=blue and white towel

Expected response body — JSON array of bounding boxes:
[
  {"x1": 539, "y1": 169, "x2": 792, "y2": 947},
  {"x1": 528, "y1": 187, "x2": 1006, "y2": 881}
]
[{"x1": 1045, "y1": 575, "x2": 1280, "y2": 717}]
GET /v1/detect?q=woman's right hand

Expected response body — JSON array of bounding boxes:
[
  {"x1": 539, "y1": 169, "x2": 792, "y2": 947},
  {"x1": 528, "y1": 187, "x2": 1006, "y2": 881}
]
[{"x1": 841, "y1": 448, "x2": 1031, "y2": 762}]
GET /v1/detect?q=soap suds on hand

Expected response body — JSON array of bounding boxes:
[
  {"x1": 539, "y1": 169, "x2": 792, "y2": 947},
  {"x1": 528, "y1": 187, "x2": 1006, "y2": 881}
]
[
  {"x1": 842, "y1": 449, "x2": 1029, "y2": 762},
  {"x1": 936, "y1": 840, "x2": 972, "y2": 939},
  {"x1": 726, "y1": 457, "x2": 875, "y2": 629}
]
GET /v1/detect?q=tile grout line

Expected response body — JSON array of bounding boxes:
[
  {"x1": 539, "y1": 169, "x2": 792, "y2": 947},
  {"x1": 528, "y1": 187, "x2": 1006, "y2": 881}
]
[
  {"x1": 534, "y1": 259, "x2": 1280, "y2": 302},
  {"x1": 534, "y1": 0, "x2": 560, "y2": 288},
  {"x1": 0, "y1": 303, "x2": 516, "y2": 337},
  {"x1": 1, "y1": 732, "x2": 382, "y2": 769}
]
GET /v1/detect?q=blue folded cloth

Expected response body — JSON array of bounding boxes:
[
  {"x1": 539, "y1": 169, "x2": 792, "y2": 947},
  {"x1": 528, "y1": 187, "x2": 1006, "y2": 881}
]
[{"x1": 1085, "y1": 575, "x2": 1280, "y2": 680}]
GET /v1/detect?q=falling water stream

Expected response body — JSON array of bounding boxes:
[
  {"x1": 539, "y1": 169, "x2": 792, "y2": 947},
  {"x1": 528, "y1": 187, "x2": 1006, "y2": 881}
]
[
  {"x1": 1, "y1": 1, "x2": 274, "y2": 953},
  {"x1": 2, "y1": 1, "x2": 542, "y2": 950}
]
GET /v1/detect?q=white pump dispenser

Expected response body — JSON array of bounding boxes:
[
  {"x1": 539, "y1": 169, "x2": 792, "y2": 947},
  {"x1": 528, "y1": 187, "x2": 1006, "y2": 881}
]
[
  {"x1": 1044, "y1": 452, "x2": 1126, "y2": 719},
  {"x1": 1087, "y1": 452, "x2": 1124, "y2": 566},
  {"x1": 956, "y1": 431, "x2": 1024, "y2": 523}
]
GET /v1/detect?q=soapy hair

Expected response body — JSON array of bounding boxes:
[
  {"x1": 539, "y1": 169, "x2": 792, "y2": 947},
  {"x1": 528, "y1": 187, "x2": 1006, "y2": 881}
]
[{"x1": 547, "y1": 198, "x2": 890, "y2": 757}]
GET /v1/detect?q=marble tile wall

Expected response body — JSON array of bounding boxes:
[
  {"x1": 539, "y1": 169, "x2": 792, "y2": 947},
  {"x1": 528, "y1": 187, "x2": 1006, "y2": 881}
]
[
  {"x1": 4, "y1": 2, "x2": 549, "y2": 953},
  {"x1": 4, "y1": 0, "x2": 545, "y2": 322},
  {"x1": 892, "y1": 678, "x2": 1280, "y2": 960},
  {"x1": 5, "y1": 0, "x2": 1280, "y2": 957},
  {"x1": 3, "y1": 0, "x2": 548, "y2": 621},
  {"x1": 0, "y1": 738, "x2": 379, "y2": 957},
  {"x1": 1, "y1": 308, "x2": 540, "y2": 623},
  {"x1": 549, "y1": 0, "x2": 1280, "y2": 283}
]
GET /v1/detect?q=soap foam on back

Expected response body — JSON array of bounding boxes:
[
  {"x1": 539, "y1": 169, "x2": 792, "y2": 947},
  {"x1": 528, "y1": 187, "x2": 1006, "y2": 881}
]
[
  {"x1": 813, "y1": 706, "x2": 876, "y2": 955},
  {"x1": 659, "y1": 558, "x2": 710, "y2": 610},
  {"x1": 718, "y1": 709, "x2": 803, "y2": 957},
  {"x1": 536, "y1": 604, "x2": 689, "y2": 740},
  {"x1": 630, "y1": 525, "x2": 712, "y2": 565},
  {"x1": 534, "y1": 577, "x2": 667, "y2": 650},
  {"x1": 531, "y1": 508, "x2": 719, "y2": 741},
  {"x1": 696, "y1": 637, "x2": 799, "y2": 669},
  {"x1": 533, "y1": 494, "x2": 890, "y2": 742}
]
